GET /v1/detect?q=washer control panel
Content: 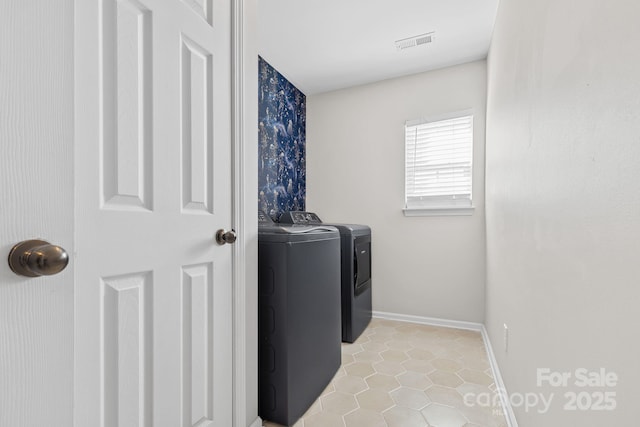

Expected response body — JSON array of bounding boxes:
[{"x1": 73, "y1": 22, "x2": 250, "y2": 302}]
[
  {"x1": 258, "y1": 210, "x2": 274, "y2": 225},
  {"x1": 279, "y1": 211, "x2": 323, "y2": 225}
]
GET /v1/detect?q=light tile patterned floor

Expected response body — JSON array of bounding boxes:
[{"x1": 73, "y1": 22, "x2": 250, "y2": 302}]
[{"x1": 263, "y1": 318, "x2": 508, "y2": 427}]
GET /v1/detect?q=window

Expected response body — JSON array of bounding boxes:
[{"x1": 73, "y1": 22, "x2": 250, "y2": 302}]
[{"x1": 404, "y1": 111, "x2": 474, "y2": 215}]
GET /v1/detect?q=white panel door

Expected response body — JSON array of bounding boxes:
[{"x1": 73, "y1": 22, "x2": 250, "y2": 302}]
[
  {"x1": 0, "y1": 2, "x2": 74, "y2": 426},
  {"x1": 74, "y1": 1, "x2": 233, "y2": 426}
]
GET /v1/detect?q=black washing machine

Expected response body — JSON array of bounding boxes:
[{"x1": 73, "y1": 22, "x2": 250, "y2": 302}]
[
  {"x1": 258, "y1": 211, "x2": 341, "y2": 426},
  {"x1": 279, "y1": 211, "x2": 372, "y2": 343}
]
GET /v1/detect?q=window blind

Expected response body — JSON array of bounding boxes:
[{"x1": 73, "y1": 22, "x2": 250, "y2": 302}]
[{"x1": 405, "y1": 113, "x2": 473, "y2": 209}]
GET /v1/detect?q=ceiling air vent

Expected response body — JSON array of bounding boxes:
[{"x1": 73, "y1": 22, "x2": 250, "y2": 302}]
[{"x1": 395, "y1": 32, "x2": 435, "y2": 51}]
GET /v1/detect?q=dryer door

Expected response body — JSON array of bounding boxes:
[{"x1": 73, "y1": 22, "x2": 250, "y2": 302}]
[{"x1": 353, "y1": 234, "x2": 371, "y2": 296}]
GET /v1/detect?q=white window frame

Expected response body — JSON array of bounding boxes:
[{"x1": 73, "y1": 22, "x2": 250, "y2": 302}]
[{"x1": 403, "y1": 109, "x2": 475, "y2": 217}]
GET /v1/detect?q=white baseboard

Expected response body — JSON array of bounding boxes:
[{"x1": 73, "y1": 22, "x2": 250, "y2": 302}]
[
  {"x1": 248, "y1": 416, "x2": 262, "y2": 427},
  {"x1": 372, "y1": 311, "x2": 518, "y2": 427},
  {"x1": 480, "y1": 326, "x2": 518, "y2": 427},
  {"x1": 373, "y1": 310, "x2": 483, "y2": 332}
]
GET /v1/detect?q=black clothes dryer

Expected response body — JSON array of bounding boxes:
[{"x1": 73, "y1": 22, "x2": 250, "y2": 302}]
[
  {"x1": 279, "y1": 212, "x2": 372, "y2": 343},
  {"x1": 258, "y1": 211, "x2": 341, "y2": 426}
]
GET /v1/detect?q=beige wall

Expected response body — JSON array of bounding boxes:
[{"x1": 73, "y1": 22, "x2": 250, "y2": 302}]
[
  {"x1": 485, "y1": 0, "x2": 640, "y2": 425},
  {"x1": 307, "y1": 61, "x2": 487, "y2": 322}
]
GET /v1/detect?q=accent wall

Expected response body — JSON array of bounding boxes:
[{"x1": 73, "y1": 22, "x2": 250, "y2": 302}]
[{"x1": 258, "y1": 57, "x2": 306, "y2": 220}]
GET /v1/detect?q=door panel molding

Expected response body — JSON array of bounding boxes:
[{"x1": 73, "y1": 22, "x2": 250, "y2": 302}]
[
  {"x1": 101, "y1": 0, "x2": 153, "y2": 211},
  {"x1": 102, "y1": 271, "x2": 153, "y2": 427},
  {"x1": 180, "y1": 35, "x2": 214, "y2": 214},
  {"x1": 180, "y1": 0, "x2": 213, "y2": 26},
  {"x1": 181, "y1": 263, "x2": 214, "y2": 427}
]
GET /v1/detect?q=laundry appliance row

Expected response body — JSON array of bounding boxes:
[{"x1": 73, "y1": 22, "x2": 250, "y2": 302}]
[{"x1": 258, "y1": 210, "x2": 372, "y2": 426}]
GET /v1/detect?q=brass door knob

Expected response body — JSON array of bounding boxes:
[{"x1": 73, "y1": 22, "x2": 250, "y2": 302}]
[
  {"x1": 216, "y1": 229, "x2": 237, "y2": 245},
  {"x1": 8, "y1": 239, "x2": 70, "y2": 277}
]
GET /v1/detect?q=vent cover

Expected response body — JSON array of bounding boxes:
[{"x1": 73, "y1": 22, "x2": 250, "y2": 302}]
[{"x1": 395, "y1": 32, "x2": 435, "y2": 50}]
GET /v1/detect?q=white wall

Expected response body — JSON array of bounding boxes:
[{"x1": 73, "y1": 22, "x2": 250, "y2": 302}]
[
  {"x1": 485, "y1": 0, "x2": 640, "y2": 425},
  {"x1": 307, "y1": 61, "x2": 487, "y2": 322}
]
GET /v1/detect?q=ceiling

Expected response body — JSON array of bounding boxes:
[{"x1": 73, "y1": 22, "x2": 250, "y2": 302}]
[{"x1": 258, "y1": 0, "x2": 500, "y2": 95}]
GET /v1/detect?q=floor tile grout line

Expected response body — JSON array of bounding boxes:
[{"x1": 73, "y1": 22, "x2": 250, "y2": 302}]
[{"x1": 282, "y1": 318, "x2": 508, "y2": 427}]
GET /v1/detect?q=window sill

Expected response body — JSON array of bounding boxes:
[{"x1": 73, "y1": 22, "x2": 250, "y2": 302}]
[{"x1": 403, "y1": 206, "x2": 475, "y2": 217}]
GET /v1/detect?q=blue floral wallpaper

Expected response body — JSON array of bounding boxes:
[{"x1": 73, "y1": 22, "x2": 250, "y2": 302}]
[{"x1": 258, "y1": 57, "x2": 306, "y2": 221}]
